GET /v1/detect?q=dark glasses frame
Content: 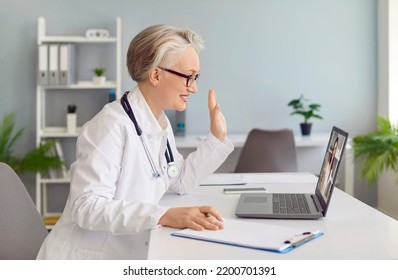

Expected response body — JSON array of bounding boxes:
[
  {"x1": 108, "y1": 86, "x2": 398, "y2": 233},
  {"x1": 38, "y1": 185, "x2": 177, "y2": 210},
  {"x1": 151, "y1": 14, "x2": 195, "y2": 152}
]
[{"x1": 158, "y1": 66, "x2": 199, "y2": 87}]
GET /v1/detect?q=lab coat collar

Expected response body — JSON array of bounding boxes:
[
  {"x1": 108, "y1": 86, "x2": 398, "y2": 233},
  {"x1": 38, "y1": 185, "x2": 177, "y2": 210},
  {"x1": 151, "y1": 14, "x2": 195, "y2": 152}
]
[{"x1": 128, "y1": 86, "x2": 169, "y2": 139}]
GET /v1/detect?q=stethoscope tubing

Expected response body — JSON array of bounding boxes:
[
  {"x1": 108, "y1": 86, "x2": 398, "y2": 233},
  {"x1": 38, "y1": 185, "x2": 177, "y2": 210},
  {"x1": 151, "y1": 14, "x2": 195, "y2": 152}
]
[
  {"x1": 121, "y1": 92, "x2": 177, "y2": 179},
  {"x1": 121, "y1": 93, "x2": 142, "y2": 136},
  {"x1": 139, "y1": 134, "x2": 161, "y2": 178}
]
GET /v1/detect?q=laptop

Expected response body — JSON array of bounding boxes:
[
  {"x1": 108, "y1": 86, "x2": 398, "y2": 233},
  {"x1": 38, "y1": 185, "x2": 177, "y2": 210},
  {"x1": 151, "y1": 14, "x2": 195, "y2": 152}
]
[{"x1": 235, "y1": 126, "x2": 348, "y2": 219}]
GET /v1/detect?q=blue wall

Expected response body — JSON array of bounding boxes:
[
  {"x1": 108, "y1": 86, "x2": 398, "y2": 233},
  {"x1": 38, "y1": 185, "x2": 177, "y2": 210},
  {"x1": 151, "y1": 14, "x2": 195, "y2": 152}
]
[{"x1": 0, "y1": 0, "x2": 377, "y2": 198}]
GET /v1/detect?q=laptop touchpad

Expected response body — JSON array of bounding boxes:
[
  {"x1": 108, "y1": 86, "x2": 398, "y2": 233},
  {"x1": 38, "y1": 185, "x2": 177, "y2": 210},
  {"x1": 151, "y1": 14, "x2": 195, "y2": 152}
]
[{"x1": 244, "y1": 197, "x2": 267, "y2": 203}]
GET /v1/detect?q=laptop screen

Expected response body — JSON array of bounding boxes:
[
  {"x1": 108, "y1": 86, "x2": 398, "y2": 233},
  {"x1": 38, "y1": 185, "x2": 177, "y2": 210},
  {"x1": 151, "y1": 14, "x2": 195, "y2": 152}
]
[{"x1": 315, "y1": 126, "x2": 348, "y2": 216}]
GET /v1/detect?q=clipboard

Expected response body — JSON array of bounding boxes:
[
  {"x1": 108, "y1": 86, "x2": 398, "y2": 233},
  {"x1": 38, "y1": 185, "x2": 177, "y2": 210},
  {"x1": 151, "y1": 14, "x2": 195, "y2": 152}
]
[{"x1": 171, "y1": 219, "x2": 323, "y2": 254}]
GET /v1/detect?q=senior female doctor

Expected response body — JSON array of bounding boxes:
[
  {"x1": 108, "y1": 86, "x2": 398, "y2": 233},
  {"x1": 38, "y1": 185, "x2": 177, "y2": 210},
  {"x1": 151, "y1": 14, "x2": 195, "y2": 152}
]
[{"x1": 37, "y1": 24, "x2": 234, "y2": 260}]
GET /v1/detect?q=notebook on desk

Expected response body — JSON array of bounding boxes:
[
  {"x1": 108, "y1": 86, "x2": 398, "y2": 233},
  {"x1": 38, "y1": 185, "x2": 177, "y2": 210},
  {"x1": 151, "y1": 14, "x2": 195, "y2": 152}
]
[
  {"x1": 235, "y1": 126, "x2": 348, "y2": 219},
  {"x1": 200, "y1": 173, "x2": 247, "y2": 186}
]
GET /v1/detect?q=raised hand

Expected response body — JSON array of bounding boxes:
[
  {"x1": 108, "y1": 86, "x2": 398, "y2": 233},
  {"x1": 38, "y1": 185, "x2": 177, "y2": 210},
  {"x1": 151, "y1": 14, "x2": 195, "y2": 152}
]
[{"x1": 208, "y1": 89, "x2": 227, "y2": 141}]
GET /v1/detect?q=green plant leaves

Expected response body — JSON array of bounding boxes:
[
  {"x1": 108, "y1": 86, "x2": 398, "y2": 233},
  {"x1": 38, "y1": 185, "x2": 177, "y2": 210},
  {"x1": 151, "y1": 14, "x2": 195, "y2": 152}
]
[
  {"x1": 0, "y1": 112, "x2": 64, "y2": 173},
  {"x1": 92, "y1": 68, "x2": 105, "y2": 76},
  {"x1": 0, "y1": 113, "x2": 24, "y2": 162},
  {"x1": 352, "y1": 116, "x2": 398, "y2": 184},
  {"x1": 287, "y1": 95, "x2": 322, "y2": 123}
]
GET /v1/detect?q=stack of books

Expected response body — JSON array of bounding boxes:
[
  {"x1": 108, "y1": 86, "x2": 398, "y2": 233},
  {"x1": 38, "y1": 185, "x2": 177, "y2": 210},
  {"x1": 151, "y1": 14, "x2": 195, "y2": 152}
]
[
  {"x1": 43, "y1": 215, "x2": 61, "y2": 227},
  {"x1": 40, "y1": 140, "x2": 68, "y2": 179}
]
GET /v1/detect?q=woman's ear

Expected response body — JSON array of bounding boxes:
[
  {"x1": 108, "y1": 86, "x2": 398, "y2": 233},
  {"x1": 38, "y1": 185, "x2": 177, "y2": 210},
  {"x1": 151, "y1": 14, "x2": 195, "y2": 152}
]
[{"x1": 148, "y1": 68, "x2": 161, "y2": 87}]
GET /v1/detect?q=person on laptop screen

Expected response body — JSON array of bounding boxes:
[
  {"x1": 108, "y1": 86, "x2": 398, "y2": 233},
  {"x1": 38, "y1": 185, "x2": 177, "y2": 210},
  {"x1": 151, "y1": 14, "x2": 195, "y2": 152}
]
[{"x1": 319, "y1": 134, "x2": 344, "y2": 202}]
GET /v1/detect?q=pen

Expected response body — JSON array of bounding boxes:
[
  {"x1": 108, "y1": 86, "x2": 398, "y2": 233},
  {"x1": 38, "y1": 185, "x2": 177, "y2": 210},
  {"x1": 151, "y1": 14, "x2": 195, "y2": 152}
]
[{"x1": 284, "y1": 231, "x2": 320, "y2": 247}]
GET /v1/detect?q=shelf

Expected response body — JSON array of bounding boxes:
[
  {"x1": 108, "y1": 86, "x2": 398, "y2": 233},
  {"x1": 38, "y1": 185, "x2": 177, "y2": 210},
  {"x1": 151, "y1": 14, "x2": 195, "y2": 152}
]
[
  {"x1": 39, "y1": 80, "x2": 117, "y2": 90},
  {"x1": 36, "y1": 16, "x2": 122, "y2": 217},
  {"x1": 41, "y1": 36, "x2": 117, "y2": 44},
  {"x1": 40, "y1": 177, "x2": 70, "y2": 184},
  {"x1": 39, "y1": 126, "x2": 82, "y2": 137},
  {"x1": 40, "y1": 168, "x2": 70, "y2": 182}
]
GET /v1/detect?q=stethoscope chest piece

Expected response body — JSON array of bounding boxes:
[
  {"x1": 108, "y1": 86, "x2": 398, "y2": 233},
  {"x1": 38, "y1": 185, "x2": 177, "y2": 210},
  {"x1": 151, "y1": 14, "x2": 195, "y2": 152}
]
[{"x1": 167, "y1": 163, "x2": 180, "y2": 179}]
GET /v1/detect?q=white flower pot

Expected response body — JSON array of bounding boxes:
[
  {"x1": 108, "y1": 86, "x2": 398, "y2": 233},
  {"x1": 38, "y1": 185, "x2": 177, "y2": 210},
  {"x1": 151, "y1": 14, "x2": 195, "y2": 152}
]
[{"x1": 93, "y1": 76, "x2": 106, "y2": 85}]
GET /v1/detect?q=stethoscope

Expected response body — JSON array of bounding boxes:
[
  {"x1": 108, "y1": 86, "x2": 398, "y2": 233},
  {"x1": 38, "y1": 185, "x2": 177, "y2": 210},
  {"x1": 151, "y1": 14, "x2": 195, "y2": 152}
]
[{"x1": 121, "y1": 92, "x2": 180, "y2": 179}]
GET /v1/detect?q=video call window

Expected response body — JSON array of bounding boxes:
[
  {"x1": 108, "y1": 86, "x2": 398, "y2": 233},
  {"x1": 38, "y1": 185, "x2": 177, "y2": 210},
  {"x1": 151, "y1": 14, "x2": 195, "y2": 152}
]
[{"x1": 318, "y1": 131, "x2": 346, "y2": 202}]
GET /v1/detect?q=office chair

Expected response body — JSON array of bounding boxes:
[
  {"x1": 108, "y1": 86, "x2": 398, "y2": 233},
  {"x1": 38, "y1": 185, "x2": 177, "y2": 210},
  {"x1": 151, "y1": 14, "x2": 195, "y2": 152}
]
[
  {"x1": 234, "y1": 128, "x2": 298, "y2": 173},
  {"x1": 0, "y1": 162, "x2": 48, "y2": 260}
]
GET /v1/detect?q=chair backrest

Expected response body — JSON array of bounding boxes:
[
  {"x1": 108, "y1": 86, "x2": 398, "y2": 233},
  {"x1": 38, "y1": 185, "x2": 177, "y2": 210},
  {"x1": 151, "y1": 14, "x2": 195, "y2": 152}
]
[
  {"x1": 0, "y1": 162, "x2": 48, "y2": 260},
  {"x1": 234, "y1": 129, "x2": 298, "y2": 173}
]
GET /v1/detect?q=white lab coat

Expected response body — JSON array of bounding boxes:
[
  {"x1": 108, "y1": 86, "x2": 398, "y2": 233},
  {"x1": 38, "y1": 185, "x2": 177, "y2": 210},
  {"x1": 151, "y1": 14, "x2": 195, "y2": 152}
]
[{"x1": 37, "y1": 87, "x2": 234, "y2": 259}]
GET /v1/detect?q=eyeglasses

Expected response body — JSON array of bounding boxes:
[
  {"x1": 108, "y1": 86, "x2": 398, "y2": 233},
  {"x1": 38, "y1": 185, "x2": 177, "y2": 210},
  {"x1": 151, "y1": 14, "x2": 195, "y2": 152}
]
[{"x1": 158, "y1": 66, "x2": 200, "y2": 87}]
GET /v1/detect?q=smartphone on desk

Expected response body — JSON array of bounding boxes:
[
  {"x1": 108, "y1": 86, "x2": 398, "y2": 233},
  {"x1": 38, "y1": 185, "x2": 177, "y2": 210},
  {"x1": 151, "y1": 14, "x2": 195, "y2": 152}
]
[{"x1": 223, "y1": 187, "x2": 268, "y2": 194}]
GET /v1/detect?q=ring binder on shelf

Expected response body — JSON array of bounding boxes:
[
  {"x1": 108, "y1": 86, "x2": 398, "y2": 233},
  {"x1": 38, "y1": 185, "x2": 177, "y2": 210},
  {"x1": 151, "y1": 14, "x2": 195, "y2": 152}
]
[
  {"x1": 172, "y1": 219, "x2": 323, "y2": 253},
  {"x1": 37, "y1": 45, "x2": 48, "y2": 85},
  {"x1": 48, "y1": 44, "x2": 59, "y2": 85},
  {"x1": 59, "y1": 44, "x2": 76, "y2": 85}
]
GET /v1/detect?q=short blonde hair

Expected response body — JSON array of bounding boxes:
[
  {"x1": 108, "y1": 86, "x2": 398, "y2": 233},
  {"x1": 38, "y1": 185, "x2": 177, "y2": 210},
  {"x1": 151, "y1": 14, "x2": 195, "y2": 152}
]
[{"x1": 126, "y1": 24, "x2": 204, "y2": 82}]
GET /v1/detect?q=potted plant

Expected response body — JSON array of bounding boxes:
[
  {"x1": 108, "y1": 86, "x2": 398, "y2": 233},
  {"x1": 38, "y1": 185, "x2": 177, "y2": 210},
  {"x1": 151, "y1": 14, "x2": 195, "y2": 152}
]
[
  {"x1": 352, "y1": 116, "x2": 398, "y2": 184},
  {"x1": 0, "y1": 112, "x2": 64, "y2": 174},
  {"x1": 287, "y1": 94, "x2": 322, "y2": 135},
  {"x1": 92, "y1": 67, "x2": 106, "y2": 85}
]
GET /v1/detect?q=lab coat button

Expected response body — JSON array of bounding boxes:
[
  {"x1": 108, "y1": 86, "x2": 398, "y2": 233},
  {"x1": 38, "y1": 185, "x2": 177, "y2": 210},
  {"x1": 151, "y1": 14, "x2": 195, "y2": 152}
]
[
  {"x1": 147, "y1": 134, "x2": 151, "y2": 139},
  {"x1": 145, "y1": 241, "x2": 149, "y2": 246}
]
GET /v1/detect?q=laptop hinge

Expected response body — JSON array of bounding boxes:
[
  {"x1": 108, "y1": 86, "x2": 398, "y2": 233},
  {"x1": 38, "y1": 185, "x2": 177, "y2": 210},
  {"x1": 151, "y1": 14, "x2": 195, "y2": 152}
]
[{"x1": 311, "y1": 194, "x2": 323, "y2": 213}]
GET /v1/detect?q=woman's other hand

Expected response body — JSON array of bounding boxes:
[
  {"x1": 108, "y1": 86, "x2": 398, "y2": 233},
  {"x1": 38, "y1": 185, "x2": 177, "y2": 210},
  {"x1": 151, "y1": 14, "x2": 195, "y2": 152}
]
[{"x1": 158, "y1": 206, "x2": 224, "y2": 231}]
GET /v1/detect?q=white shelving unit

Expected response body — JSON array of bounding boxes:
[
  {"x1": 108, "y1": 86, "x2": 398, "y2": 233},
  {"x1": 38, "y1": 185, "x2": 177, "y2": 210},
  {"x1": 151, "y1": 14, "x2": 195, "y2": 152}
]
[{"x1": 35, "y1": 17, "x2": 122, "y2": 218}]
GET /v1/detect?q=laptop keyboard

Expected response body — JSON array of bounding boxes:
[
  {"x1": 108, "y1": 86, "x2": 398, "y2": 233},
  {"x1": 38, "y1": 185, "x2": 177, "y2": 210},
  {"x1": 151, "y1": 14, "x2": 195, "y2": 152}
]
[{"x1": 272, "y1": 194, "x2": 311, "y2": 214}]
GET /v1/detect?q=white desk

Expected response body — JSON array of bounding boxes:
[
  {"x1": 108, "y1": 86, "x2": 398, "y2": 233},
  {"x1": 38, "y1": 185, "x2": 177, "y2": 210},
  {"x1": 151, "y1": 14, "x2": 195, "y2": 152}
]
[
  {"x1": 176, "y1": 133, "x2": 355, "y2": 197},
  {"x1": 148, "y1": 173, "x2": 398, "y2": 259},
  {"x1": 174, "y1": 133, "x2": 330, "y2": 148}
]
